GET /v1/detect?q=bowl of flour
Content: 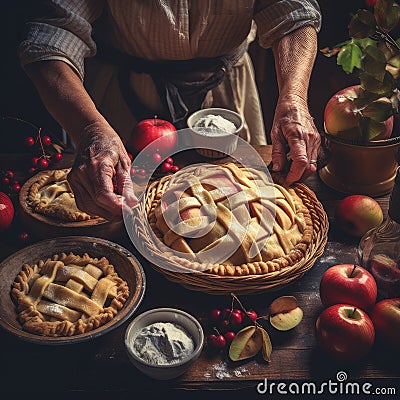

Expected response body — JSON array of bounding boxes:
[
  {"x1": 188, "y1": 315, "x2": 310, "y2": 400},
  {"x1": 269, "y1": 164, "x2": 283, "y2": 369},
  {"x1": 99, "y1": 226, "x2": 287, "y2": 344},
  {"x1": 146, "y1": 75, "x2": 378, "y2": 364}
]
[
  {"x1": 187, "y1": 108, "x2": 243, "y2": 158},
  {"x1": 125, "y1": 308, "x2": 204, "y2": 380}
]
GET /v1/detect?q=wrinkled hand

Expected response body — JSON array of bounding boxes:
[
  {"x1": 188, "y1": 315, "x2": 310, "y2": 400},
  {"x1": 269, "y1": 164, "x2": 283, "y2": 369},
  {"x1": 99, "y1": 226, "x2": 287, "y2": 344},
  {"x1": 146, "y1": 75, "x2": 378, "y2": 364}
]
[
  {"x1": 271, "y1": 96, "x2": 321, "y2": 185},
  {"x1": 68, "y1": 123, "x2": 138, "y2": 220}
]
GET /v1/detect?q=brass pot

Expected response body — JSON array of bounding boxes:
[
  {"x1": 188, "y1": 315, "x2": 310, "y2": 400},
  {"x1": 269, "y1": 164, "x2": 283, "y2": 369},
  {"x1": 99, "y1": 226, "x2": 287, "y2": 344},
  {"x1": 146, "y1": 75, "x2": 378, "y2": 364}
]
[{"x1": 318, "y1": 134, "x2": 400, "y2": 197}]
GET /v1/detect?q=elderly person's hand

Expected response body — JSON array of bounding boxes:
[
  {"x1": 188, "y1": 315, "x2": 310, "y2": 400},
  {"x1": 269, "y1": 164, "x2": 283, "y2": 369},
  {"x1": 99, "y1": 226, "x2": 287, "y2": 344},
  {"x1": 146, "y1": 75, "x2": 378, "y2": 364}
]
[
  {"x1": 271, "y1": 95, "x2": 321, "y2": 185},
  {"x1": 68, "y1": 123, "x2": 138, "y2": 221}
]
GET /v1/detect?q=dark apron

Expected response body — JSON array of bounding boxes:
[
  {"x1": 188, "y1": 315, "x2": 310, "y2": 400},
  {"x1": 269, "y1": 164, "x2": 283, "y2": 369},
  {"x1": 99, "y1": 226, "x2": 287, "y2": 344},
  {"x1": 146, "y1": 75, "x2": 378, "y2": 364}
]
[{"x1": 96, "y1": 41, "x2": 248, "y2": 129}]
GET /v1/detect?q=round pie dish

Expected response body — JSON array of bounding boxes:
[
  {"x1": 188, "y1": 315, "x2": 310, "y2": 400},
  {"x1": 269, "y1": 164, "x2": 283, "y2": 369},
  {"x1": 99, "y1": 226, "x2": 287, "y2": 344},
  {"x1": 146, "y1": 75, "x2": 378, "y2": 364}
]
[
  {"x1": 18, "y1": 169, "x2": 124, "y2": 241},
  {"x1": 0, "y1": 236, "x2": 146, "y2": 345},
  {"x1": 125, "y1": 308, "x2": 204, "y2": 380}
]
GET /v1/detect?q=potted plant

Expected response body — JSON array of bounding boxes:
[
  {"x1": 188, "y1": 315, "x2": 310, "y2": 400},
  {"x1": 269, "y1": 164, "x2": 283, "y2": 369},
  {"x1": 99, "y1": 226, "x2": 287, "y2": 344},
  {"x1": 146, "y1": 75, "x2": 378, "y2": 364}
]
[{"x1": 319, "y1": 0, "x2": 400, "y2": 196}]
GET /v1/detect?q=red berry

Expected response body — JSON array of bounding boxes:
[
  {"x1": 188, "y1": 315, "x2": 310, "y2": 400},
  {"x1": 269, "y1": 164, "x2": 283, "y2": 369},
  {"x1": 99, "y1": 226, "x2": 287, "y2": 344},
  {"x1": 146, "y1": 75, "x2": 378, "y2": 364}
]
[
  {"x1": 24, "y1": 136, "x2": 35, "y2": 147},
  {"x1": 171, "y1": 165, "x2": 180, "y2": 173},
  {"x1": 18, "y1": 232, "x2": 29, "y2": 242},
  {"x1": 31, "y1": 157, "x2": 39, "y2": 166},
  {"x1": 53, "y1": 152, "x2": 63, "y2": 162},
  {"x1": 130, "y1": 167, "x2": 137, "y2": 177},
  {"x1": 38, "y1": 158, "x2": 49, "y2": 169},
  {"x1": 127, "y1": 153, "x2": 133, "y2": 161},
  {"x1": 12, "y1": 182, "x2": 21, "y2": 193},
  {"x1": 224, "y1": 331, "x2": 236, "y2": 344},
  {"x1": 161, "y1": 162, "x2": 172, "y2": 172},
  {"x1": 1, "y1": 177, "x2": 10, "y2": 186},
  {"x1": 230, "y1": 311, "x2": 243, "y2": 326},
  {"x1": 5, "y1": 170, "x2": 14, "y2": 180},
  {"x1": 165, "y1": 157, "x2": 174, "y2": 165},
  {"x1": 28, "y1": 167, "x2": 37, "y2": 175},
  {"x1": 139, "y1": 168, "x2": 147, "y2": 176},
  {"x1": 209, "y1": 309, "x2": 222, "y2": 324},
  {"x1": 152, "y1": 153, "x2": 162, "y2": 164},
  {"x1": 247, "y1": 310, "x2": 258, "y2": 322},
  {"x1": 42, "y1": 135, "x2": 51, "y2": 146}
]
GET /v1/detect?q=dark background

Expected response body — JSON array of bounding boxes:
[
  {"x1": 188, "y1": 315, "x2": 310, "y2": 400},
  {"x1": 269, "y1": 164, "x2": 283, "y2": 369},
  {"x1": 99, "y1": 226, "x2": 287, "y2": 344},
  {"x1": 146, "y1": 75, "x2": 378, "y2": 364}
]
[{"x1": 1, "y1": 0, "x2": 367, "y2": 151}]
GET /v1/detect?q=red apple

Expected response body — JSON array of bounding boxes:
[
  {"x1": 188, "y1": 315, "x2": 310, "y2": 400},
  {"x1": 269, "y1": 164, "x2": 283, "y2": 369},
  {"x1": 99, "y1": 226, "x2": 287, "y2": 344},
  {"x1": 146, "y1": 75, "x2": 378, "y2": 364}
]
[
  {"x1": 334, "y1": 195, "x2": 383, "y2": 237},
  {"x1": 320, "y1": 264, "x2": 377, "y2": 311},
  {"x1": 369, "y1": 254, "x2": 400, "y2": 298},
  {"x1": 315, "y1": 304, "x2": 375, "y2": 362},
  {"x1": 130, "y1": 117, "x2": 177, "y2": 156},
  {"x1": 0, "y1": 192, "x2": 14, "y2": 232},
  {"x1": 324, "y1": 85, "x2": 393, "y2": 141},
  {"x1": 370, "y1": 298, "x2": 400, "y2": 352}
]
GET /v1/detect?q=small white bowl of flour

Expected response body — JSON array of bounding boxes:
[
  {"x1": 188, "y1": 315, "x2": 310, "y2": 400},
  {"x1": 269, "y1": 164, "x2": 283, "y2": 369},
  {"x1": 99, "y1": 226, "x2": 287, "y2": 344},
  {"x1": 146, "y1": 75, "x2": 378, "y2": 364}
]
[
  {"x1": 187, "y1": 108, "x2": 243, "y2": 159},
  {"x1": 125, "y1": 308, "x2": 204, "y2": 380}
]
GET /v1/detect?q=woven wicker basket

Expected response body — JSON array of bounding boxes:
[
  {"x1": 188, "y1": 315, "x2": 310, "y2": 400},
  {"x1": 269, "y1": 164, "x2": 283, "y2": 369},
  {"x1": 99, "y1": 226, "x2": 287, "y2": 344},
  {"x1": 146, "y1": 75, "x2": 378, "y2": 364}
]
[{"x1": 130, "y1": 171, "x2": 329, "y2": 295}]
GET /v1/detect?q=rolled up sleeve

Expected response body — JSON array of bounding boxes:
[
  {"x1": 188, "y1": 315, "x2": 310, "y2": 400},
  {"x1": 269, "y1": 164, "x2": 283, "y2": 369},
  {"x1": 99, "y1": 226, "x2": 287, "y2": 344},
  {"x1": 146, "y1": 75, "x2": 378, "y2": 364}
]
[
  {"x1": 18, "y1": 0, "x2": 103, "y2": 80},
  {"x1": 254, "y1": 0, "x2": 322, "y2": 49}
]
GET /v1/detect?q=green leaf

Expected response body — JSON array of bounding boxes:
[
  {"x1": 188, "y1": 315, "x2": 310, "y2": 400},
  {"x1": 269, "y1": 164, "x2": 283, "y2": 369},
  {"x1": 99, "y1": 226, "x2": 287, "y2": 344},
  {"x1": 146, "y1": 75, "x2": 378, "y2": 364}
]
[
  {"x1": 361, "y1": 45, "x2": 388, "y2": 81},
  {"x1": 270, "y1": 307, "x2": 304, "y2": 331},
  {"x1": 337, "y1": 43, "x2": 362, "y2": 73},
  {"x1": 229, "y1": 326, "x2": 263, "y2": 361},
  {"x1": 260, "y1": 327, "x2": 272, "y2": 363},
  {"x1": 360, "y1": 117, "x2": 388, "y2": 140},
  {"x1": 388, "y1": 54, "x2": 400, "y2": 68},
  {"x1": 349, "y1": 9, "x2": 376, "y2": 39},
  {"x1": 361, "y1": 99, "x2": 394, "y2": 121},
  {"x1": 375, "y1": 0, "x2": 399, "y2": 32},
  {"x1": 354, "y1": 37, "x2": 378, "y2": 50},
  {"x1": 360, "y1": 70, "x2": 397, "y2": 95}
]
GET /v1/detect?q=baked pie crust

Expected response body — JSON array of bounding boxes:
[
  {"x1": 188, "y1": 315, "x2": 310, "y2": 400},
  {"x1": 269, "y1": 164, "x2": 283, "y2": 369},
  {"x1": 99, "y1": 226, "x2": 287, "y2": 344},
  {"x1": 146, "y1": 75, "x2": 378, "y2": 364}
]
[
  {"x1": 149, "y1": 163, "x2": 313, "y2": 276},
  {"x1": 11, "y1": 252, "x2": 130, "y2": 337},
  {"x1": 26, "y1": 169, "x2": 94, "y2": 222}
]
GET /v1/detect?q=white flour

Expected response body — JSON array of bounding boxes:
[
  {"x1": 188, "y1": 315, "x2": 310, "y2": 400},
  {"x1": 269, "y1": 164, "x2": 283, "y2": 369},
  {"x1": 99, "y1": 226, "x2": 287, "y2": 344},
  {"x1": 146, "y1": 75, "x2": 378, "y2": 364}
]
[
  {"x1": 132, "y1": 322, "x2": 195, "y2": 365},
  {"x1": 194, "y1": 114, "x2": 237, "y2": 136}
]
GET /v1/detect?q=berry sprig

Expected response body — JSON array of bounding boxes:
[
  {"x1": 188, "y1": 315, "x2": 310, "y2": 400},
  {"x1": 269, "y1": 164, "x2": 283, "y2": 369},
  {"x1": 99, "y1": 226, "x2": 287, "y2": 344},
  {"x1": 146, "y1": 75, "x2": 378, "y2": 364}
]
[
  {"x1": 130, "y1": 153, "x2": 180, "y2": 181},
  {"x1": 0, "y1": 169, "x2": 21, "y2": 195}
]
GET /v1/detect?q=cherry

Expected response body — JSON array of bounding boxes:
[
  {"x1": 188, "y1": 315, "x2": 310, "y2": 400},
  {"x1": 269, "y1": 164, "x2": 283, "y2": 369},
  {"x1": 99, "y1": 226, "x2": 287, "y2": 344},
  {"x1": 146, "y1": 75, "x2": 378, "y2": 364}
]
[
  {"x1": 247, "y1": 310, "x2": 258, "y2": 322},
  {"x1": 224, "y1": 331, "x2": 236, "y2": 344},
  {"x1": 230, "y1": 310, "x2": 243, "y2": 326},
  {"x1": 152, "y1": 153, "x2": 162, "y2": 164},
  {"x1": 209, "y1": 309, "x2": 222, "y2": 324},
  {"x1": 171, "y1": 165, "x2": 180, "y2": 173},
  {"x1": 31, "y1": 157, "x2": 39, "y2": 166},
  {"x1": 53, "y1": 152, "x2": 63, "y2": 162},
  {"x1": 42, "y1": 135, "x2": 51, "y2": 146},
  {"x1": 165, "y1": 157, "x2": 174, "y2": 165},
  {"x1": 161, "y1": 162, "x2": 172, "y2": 172},
  {"x1": 38, "y1": 158, "x2": 49, "y2": 169},
  {"x1": 24, "y1": 136, "x2": 35, "y2": 147},
  {"x1": 207, "y1": 334, "x2": 226, "y2": 351},
  {"x1": 28, "y1": 167, "x2": 37, "y2": 175},
  {"x1": 221, "y1": 308, "x2": 232, "y2": 320},
  {"x1": 127, "y1": 152, "x2": 133, "y2": 161},
  {"x1": 1, "y1": 177, "x2": 10, "y2": 186}
]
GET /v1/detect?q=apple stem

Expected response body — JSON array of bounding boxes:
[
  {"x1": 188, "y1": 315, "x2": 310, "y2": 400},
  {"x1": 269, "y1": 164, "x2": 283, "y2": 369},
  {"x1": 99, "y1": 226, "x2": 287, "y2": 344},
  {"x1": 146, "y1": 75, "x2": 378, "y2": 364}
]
[
  {"x1": 153, "y1": 115, "x2": 158, "y2": 125},
  {"x1": 350, "y1": 307, "x2": 357, "y2": 318},
  {"x1": 349, "y1": 264, "x2": 357, "y2": 278}
]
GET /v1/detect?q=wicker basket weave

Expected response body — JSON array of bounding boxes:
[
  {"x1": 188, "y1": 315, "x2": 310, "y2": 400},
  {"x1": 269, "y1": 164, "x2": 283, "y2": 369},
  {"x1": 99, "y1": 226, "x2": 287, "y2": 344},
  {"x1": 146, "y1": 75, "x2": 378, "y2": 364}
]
[{"x1": 129, "y1": 172, "x2": 329, "y2": 295}]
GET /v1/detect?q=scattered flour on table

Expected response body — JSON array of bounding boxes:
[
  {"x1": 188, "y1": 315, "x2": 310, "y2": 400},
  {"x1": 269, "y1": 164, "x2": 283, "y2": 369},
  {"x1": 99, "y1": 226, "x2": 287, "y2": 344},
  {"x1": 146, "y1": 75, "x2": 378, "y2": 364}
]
[
  {"x1": 132, "y1": 322, "x2": 194, "y2": 365},
  {"x1": 204, "y1": 361, "x2": 249, "y2": 380}
]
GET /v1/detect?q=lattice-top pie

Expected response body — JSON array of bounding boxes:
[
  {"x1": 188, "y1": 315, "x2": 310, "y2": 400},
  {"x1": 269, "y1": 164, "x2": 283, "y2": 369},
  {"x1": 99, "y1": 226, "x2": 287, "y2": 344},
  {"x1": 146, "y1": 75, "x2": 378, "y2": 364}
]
[
  {"x1": 11, "y1": 252, "x2": 130, "y2": 337},
  {"x1": 26, "y1": 169, "x2": 94, "y2": 222},
  {"x1": 149, "y1": 163, "x2": 313, "y2": 276}
]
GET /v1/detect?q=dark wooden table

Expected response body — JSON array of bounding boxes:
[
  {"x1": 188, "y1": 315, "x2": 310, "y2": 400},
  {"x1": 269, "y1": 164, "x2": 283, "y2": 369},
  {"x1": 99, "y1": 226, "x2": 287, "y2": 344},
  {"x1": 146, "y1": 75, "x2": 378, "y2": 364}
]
[{"x1": 0, "y1": 146, "x2": 399, "y2": 398}]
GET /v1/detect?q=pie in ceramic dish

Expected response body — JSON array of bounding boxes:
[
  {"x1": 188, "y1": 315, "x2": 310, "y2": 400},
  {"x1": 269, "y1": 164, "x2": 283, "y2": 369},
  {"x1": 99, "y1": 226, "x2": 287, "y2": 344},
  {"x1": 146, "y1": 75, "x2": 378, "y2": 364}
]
[
  {"x1": 148, "y1": 163, "x2": 313, "y2": 276},
  {"x1": 11, "y1": 252, "x2": 130, "y2": 337},
  {"x1": 26, "y1": 168, "x2": 94, "y2": 222}
]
